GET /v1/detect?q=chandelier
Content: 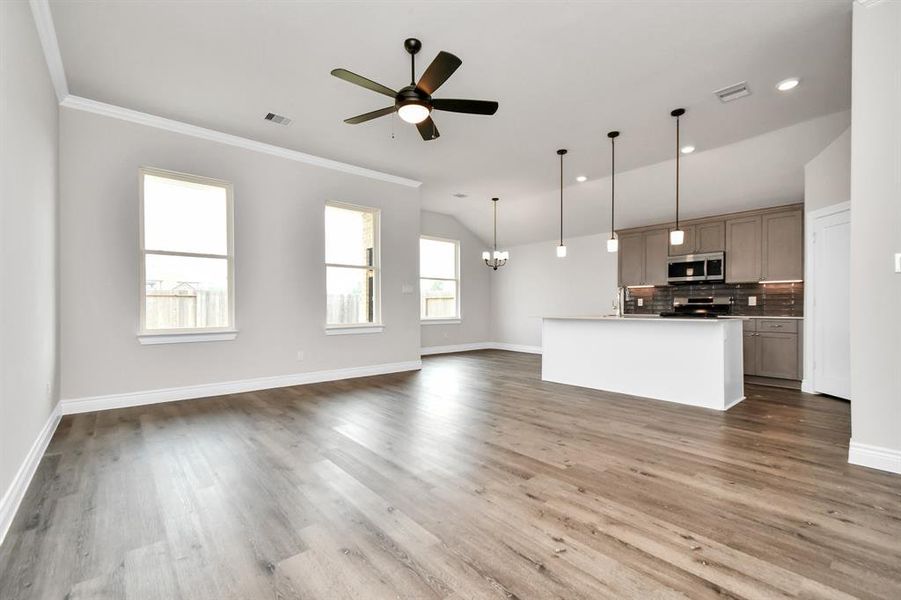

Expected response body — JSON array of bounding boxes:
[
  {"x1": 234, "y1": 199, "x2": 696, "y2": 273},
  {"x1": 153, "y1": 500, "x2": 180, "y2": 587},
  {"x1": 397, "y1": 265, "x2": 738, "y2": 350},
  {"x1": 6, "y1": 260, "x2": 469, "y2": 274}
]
[{"x1": 482, "y1": 197, "x2": 509, "y2": 270}]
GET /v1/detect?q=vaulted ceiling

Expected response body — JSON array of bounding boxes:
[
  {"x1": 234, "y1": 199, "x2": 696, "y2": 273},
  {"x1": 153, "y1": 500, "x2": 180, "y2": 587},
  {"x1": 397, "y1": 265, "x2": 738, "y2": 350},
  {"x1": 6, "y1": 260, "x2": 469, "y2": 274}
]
[{"x1": 49, "y1": 0, "x2": 852, "y2": 245}]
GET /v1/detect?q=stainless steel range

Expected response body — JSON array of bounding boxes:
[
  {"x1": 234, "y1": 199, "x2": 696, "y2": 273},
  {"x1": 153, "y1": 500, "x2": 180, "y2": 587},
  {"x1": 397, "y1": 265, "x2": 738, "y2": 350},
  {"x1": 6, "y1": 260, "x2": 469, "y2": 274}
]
[{"x1": 659, "y1": 296, "x2": 732, "y2": 318}]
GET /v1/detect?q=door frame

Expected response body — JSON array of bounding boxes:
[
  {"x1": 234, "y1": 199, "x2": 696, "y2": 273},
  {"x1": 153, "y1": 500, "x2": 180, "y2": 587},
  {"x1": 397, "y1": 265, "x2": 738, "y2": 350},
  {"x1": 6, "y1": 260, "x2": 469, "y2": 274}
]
[{"x1": 802, "y1": 201, "x2": 850, "y2": 394}]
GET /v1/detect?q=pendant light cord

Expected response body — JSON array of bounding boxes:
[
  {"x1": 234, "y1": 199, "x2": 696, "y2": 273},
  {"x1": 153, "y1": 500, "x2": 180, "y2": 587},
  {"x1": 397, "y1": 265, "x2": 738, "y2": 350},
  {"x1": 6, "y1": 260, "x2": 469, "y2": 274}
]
[
  {"x1": 559, "y1": 153, "x2": 564, "y2": 246},
  {"x1": 610, "y1": 135, "x2": 615, "y2": 239},
  {"x1": 675, "y1": 115, "x2": 680, "y2": 231},
  {"x1": 493, "y1": 199, "x2": 498, "y2": 252}
]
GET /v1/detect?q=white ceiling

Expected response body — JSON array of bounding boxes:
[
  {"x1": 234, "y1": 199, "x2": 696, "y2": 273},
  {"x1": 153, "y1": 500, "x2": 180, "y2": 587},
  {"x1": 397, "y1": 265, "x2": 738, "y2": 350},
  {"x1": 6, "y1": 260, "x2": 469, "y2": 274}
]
[{"x1": 49, "y1": 0, "x2": 852, "y2": 245}]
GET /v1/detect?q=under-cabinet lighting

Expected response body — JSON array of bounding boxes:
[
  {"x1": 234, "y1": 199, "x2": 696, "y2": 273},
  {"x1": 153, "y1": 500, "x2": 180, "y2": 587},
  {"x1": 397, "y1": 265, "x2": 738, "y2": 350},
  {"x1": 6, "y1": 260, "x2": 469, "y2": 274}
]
[
  {"x1": 761, "y1": 279, "x2": 803, "y2": 284},
  {"x1": 627, "y1": 285, "x2": 655, "y2": 289}
]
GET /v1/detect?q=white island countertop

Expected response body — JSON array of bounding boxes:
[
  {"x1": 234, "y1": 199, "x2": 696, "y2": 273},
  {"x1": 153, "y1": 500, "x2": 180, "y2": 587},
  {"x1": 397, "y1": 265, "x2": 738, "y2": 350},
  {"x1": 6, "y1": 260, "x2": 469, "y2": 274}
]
[{"x1": 541, "y1": 316, "x2": 744, "y2": 411}]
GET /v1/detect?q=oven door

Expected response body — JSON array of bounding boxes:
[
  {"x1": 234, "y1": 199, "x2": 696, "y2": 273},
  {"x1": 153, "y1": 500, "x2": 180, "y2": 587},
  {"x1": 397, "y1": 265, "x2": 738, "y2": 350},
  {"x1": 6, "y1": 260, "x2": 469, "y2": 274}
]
[{"x1": 667, "y1": 257, "x2": 707, "y2": 283}]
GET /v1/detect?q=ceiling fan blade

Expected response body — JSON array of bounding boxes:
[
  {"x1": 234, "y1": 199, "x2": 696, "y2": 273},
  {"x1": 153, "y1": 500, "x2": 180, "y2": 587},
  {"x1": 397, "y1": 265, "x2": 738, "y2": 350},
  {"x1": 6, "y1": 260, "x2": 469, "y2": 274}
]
[
  {"x1": 416, "y1": 51, "x2": 462, "y2": 95},
  {"x1": 330, "y1": 68, "x2": 397, "y2": 98},
  {"x1": 416, "y1": 116, "x2": 440, "y2": 141},
  {"x1": 432, "y1": 99, "x2": 499, "y2": 115},
  {"x1": 344, "y1": 106, "x2": 396, "y2": 124}
]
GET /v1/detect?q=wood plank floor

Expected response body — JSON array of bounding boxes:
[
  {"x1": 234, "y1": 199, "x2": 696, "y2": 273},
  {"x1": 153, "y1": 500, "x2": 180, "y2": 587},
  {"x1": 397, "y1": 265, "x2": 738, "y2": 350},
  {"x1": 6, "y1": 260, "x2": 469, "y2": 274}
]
[{"x1": 1, "y1": 350, "x2": 899, "y2": 599}]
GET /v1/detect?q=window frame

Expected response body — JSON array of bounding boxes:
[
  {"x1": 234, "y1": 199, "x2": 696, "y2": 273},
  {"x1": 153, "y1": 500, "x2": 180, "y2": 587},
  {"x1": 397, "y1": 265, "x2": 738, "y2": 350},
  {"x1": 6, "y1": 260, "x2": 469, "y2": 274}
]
[
  {"x1": 419, "y1": 235, "x2": 461, "y2": 323},
  {"x1": 137, "y1": 166, "x2": 236, "y2": 343},
  {"x1": 324, "y1": 201, "x2": 382, "y2": 332}
]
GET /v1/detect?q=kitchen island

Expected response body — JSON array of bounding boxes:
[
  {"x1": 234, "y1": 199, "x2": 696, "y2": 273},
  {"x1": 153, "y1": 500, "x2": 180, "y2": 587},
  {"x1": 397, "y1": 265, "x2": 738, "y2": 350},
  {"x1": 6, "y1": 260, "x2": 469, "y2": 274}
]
[{"x1": 541, "y1": 316, "x2": 744, "y2": 410}]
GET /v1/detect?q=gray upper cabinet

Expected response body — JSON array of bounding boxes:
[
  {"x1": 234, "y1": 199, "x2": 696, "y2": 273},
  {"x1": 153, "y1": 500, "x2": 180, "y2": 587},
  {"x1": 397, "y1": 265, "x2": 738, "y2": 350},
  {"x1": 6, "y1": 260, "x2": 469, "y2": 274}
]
[
  {"x1": 725, "y1": 215, "x2": 762, "y2": 283},
  {"x1": 643, "y1": 228, "x2": 670, "y2": 285},
  {"x1": 762, "y1": 210, "x2": 803, "y2": 281},
  {"x1": 695, "y1": 221, "x2": 725, "y2": 253},
  {"x1": 618, "y1": 232, "x2": 644, "y2": 287},
  {"x1": 668, "y1": 225, "x2": 696, "y2": 256}
]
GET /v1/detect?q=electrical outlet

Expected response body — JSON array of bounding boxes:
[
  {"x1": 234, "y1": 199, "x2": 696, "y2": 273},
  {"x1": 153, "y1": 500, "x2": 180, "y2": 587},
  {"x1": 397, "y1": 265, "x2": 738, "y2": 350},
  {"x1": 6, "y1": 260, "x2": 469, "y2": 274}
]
[
  {"x1": 637, "y1": 298, "x2": 644, "y2": 307},
  {"x1": 748, "y1": 296, "x2": 757, "y2": 306},
  {"x1": 296, "y1": 351, "x2": 304, "y2": 361}
]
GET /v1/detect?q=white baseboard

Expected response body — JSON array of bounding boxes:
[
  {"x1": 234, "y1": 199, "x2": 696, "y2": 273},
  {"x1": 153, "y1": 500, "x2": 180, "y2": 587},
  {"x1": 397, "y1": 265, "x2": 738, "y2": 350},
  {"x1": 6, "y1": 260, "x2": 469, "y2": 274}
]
[
  {"x1": 420, "y1": 343, "x2": 492, "y2": 355},
  {"x1": 61, "y1": 360, "x2": 422, "y2": 415},
  {"x1": 848, "y1": 440, "x2": 901, "y2": 475},
  {"x1": 420, "y1": 342, "x2": 543, "y2": 356},
  {"x1": 490, "y1": 342, "x2": 543, "y2": 354},
  {"x1": 0, "y1": 402, "x2": 61, "y2": 547}
]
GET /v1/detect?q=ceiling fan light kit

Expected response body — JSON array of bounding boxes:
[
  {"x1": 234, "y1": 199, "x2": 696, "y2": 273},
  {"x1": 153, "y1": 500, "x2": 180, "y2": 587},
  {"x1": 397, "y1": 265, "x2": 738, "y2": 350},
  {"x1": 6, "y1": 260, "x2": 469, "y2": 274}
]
[{"x1": 331, "y1": 38, "x2": 499, "y2": 140}]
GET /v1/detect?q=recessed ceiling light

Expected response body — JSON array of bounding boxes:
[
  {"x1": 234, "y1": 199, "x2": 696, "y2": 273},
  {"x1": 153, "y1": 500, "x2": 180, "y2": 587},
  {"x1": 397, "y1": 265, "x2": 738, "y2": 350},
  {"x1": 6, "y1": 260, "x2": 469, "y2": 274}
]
[
  {"x1": 576, "y1": 175, "x2": 588, "y2": 183},
  {"x1": 776, "y1": 77, "x2": 800, "y2": 92},
  {"x1": 681, "y1": 145, "x2": 695, "y2": 154}
]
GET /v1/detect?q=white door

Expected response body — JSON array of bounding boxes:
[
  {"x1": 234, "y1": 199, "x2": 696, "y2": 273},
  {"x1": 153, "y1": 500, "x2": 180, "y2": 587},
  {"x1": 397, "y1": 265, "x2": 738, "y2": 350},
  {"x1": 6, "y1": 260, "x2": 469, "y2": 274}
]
[{"x1": 813, "y1": 208, "x2": 851, "y2": 399}]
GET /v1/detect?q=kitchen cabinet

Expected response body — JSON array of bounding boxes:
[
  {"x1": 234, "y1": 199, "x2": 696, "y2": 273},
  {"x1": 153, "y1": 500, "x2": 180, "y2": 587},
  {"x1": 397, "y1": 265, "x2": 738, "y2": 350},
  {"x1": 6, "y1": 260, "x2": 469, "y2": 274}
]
[
  {"x1": 756, "y1": 332, "x2": 801, "y2": 379},
  {"x1": 618, "y1": 229, "x2": 668, "y2": 286},
  {"x1": 668, "y1": 220, "x2": 725, "y2": 255},
  {"x1": 618, "y1": 232, "x2": 644, "y2": 286},
  {"x1": 643, "y1": 228, "x2": 669, "y2": 285},
  {"x1": 668, "y1": 225, "x2": 696, "y2": 256},
  {"x1": 762, "y1": 210, "x2": 803, "y2": 281},
  {"x1": 725, "y1": 215, "x2": 762, "y2": 282},
  {"x1": 741, "y1": 319, "x2": 801, "y2": 381},
  {"x1": 695, "y1": 221, "x2": 725, "y2": 253}
]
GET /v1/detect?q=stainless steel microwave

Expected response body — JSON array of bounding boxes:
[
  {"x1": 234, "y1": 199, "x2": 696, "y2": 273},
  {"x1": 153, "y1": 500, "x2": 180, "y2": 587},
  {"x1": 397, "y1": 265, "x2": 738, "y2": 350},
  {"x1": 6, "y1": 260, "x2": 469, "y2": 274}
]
[{"x1": 667, "y1": 252, "x2": 725, "y2": 284}]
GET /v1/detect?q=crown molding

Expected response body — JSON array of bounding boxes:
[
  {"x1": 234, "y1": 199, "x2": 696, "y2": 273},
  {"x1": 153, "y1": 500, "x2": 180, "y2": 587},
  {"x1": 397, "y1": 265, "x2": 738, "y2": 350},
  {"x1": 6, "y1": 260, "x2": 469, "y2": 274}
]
[
  {"x1": 60, "y1": 96, "x2": 422, "y2": 188},
  {"x1": 28, "y1": 0, "x2": 69, "y2": 102}
]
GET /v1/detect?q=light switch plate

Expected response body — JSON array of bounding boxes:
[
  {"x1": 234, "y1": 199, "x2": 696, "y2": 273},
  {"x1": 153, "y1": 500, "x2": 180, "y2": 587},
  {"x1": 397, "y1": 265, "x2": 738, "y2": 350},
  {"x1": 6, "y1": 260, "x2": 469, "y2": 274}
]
[
  {"x1": 895, "y1": 253, "x2": 901, "y2": 273},
  {"x1": 748, "y1": 296, "x2": 757, "y2": 306},
  {"x1": 401, "y1": 283, "x2": 414, "y2": 294}
]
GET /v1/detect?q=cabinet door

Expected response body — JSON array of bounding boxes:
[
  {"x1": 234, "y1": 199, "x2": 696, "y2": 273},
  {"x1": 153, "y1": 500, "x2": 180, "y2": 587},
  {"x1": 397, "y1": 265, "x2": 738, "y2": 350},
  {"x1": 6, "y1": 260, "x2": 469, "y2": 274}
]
[
  {"x1": 668, "y1": 225, "x2": 696, "y2": 256},
  {"x1": 743, "y1": 332, "x2": 758, "y2": 376},
  {"x1": 725, "y1": 215, "x2": 762, "y2": 283},
  {"x1": 762, "y1": 210, "x2": 803, "y2": 281},
  {"x1": 695, "y1": 221, "x2": 725, "y2": 253},
  {"x1": 618, "y1": 233, "x2": 644, "y2": 286},
  {"x1": 643, "y1": 229, "x2": 670, "y2": 286},
  {"x1": 756, "y1": 332, "x2": 800, "y2": 379}
]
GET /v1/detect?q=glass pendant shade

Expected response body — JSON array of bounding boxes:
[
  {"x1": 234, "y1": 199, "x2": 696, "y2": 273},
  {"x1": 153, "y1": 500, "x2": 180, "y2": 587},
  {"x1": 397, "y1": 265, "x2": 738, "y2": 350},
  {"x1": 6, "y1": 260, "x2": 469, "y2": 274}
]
[
  {"x1": 397, "y1": 103, "x2": 430, "y2": 124},
  {"x1": 670, "y1": 229, "x2": 685, "y2": 245},
  {"x1": 556, "y1": 244, "x2": 567, "y2": 258},
  {"x1": 481, "y1": 251, "x2": 491, "y2": 260},
  {"x1": 607, "y1": 237, "x2": 619, "y2": 253}
]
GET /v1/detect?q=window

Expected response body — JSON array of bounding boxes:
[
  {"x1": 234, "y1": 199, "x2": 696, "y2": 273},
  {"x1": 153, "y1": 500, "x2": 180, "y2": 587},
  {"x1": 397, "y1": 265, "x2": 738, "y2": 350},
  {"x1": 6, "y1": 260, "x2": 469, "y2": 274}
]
[
  {"x1": 420, "y1": 236, "x2": 460, "y2": 321},
  {"x1": 325, "y1": 203, "x2": 380, "y2": 329},
  {"x1": 139, "y1": 168, "x2": 234, "y2": 342}
]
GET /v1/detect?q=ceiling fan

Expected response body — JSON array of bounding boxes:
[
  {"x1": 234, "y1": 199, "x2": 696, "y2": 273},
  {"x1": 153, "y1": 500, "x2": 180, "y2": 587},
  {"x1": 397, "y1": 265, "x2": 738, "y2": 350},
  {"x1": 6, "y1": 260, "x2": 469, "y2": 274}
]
[{"x1": 331, "y1": 38, "x2": 499, "y2": 140}]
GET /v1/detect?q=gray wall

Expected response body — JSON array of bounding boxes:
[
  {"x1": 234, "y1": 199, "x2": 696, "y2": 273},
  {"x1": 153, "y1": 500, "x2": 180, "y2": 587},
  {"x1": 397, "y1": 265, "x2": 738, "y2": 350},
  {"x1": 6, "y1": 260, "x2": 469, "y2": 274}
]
[
  {"x1": 419, "y1": 211, "x2": 491, "y2": 349},
  {"x1": 490, "y1": 233, "x2": 619, "y2": 349},
  {"x1": 804, "y1": 128, "x2": 850, "y2": 213},
  {"x1": 802, "y1": 128, "x2": 850, "y2": 388},
  {"x1": 849, "y1": 2, "x2": 901, "y2": 458},
  {"x1": 0, "y1": 1, "x2": 60, "y2": 503},
  {"x1": 59, "y1": 108, "x2": 420, "y2": 400}
]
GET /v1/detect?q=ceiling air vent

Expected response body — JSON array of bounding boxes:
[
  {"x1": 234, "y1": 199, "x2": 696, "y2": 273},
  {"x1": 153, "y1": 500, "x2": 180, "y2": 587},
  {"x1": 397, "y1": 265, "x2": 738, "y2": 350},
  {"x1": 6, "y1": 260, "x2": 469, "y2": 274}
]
[
  {"x1": 713, "y1": 81, "x2": 751, "y2": 103},
  {"x1": 264, "y1": 112, "x2": 292, "y2": 126},
  {"x1": 452, "y1": 192, "x2": 468, "y2": 199}
]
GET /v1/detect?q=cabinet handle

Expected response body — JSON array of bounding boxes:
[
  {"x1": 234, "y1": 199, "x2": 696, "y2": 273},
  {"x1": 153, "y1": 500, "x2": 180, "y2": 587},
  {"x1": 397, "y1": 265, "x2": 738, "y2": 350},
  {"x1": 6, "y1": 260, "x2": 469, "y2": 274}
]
[{"x1": 773, "y1": 324, "x2": 782, "y2": 328}]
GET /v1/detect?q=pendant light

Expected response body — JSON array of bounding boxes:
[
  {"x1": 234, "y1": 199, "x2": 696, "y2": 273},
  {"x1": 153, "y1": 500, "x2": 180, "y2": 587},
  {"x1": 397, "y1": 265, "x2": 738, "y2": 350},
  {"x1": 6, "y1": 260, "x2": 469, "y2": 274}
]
[
  {"x1": 607, "y1": 131, "x2": 620, "y2": 253},
  {"x1": 482, "y1": 197, "x2": 508, "y2": 270},
  {"x1": 670, "y1": 108, "x2": 686, "y2": 246},
  {"x1": 556, "y1": 149, "x2": 568, "y2": 257}
]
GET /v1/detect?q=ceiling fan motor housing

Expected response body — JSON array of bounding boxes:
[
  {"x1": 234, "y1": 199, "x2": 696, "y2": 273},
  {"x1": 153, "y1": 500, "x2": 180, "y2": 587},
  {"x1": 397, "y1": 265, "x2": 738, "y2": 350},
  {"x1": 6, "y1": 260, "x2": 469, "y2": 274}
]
[{"x1": 396, "y1": 85, "x2": 431, "y2": 112}]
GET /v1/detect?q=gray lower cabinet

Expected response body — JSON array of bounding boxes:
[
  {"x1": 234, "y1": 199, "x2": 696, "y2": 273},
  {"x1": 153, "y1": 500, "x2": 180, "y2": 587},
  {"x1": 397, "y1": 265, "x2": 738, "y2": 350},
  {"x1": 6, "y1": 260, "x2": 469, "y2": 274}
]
[
  {"x1": 618, "y1": 232, "x2": 644, "y2": 286},
  {"x1": 742, "y1": 319, "x2": 801, "y2": 381},
  {"x1": 725, "y1": 215, "x2": 762, "y2": 283},
  {"x1": 762, "y1": 210, "x2": 804, "y2": 281}
]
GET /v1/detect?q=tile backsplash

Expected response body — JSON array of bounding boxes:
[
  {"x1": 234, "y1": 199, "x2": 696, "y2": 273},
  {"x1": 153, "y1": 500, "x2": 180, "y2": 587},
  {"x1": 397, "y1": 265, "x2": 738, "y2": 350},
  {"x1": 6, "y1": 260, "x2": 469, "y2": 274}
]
[{"x1": 624, "y1": 282, "x2": 803, "y2": 317}]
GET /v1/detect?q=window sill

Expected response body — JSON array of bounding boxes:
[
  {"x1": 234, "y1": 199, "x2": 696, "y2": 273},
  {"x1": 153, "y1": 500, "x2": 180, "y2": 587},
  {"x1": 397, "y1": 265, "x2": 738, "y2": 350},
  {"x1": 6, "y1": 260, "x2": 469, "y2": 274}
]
[
  {"x1": 138, "y1": 330, "x2": 239, "y2": 345},
  {"x1": 421, "y1": 319, "x2": 462, "y2": 325},
  {"x1": 326, "y1": 324, "x2": 384, "y2": 336}
]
